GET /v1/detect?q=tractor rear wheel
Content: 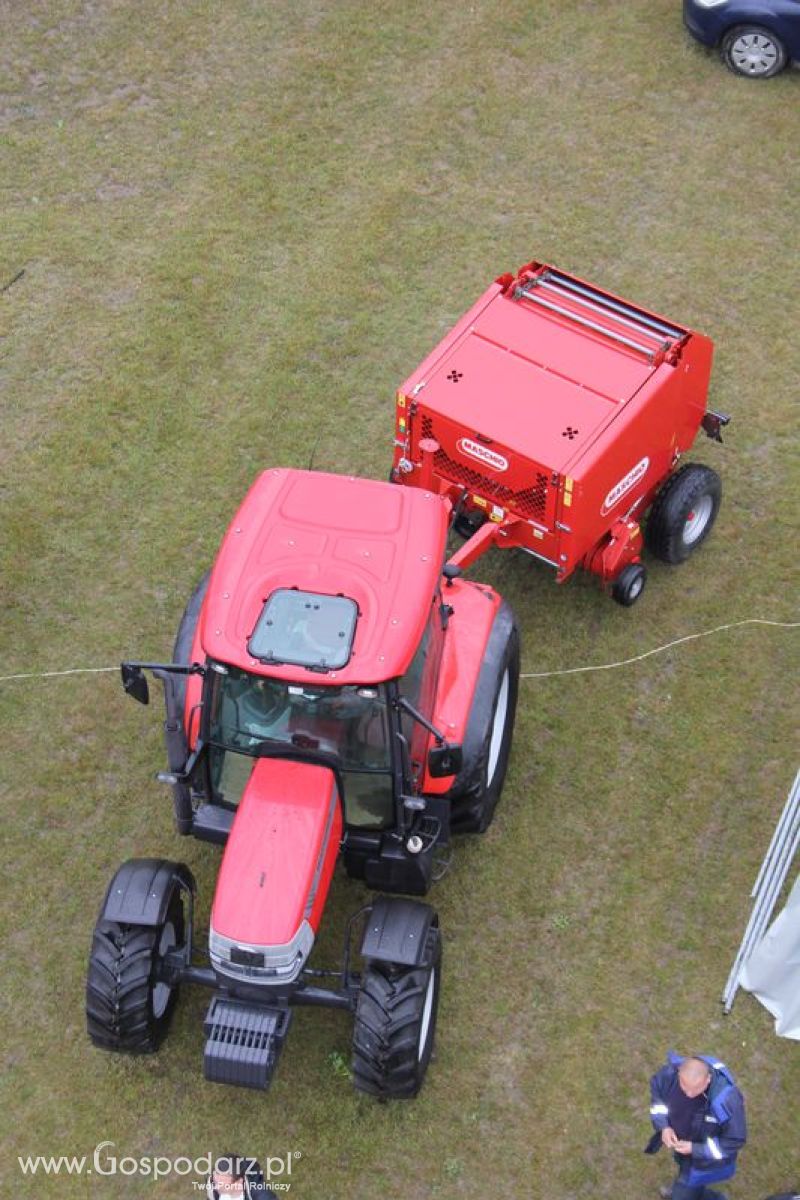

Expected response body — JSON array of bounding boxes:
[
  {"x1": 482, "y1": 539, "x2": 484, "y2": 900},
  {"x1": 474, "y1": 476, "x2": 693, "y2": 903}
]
[
  {"x1": 351, "y1": 924, "x2": 441, "y2": 1099},
  {"x1": 86, "y1": 892, "x2": 184, "y2": 1053},
  {"x1": 449, "y1": 616, "x2": 519, "y2": 834},
  {"x1": 646, "y1": 464, "x2": 721, "y2": 565}
]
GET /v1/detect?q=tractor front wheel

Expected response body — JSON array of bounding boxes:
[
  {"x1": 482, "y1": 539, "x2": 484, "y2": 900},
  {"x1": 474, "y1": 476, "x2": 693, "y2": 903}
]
[
  {"x1": 646, "y1": 464, "x2": 721, "y2": 565},
  {"x1": 351, "y1": 924, "x2": 441, "y2": 1099},
  {"x1": 86, "y1": 893, "x2": 184, "y2": 1053}
]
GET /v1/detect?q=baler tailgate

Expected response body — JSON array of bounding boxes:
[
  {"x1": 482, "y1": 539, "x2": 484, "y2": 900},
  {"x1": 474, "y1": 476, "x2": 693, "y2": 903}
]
[{"x1": 514, "y1": 269, "x2": 686, "y2": 365}]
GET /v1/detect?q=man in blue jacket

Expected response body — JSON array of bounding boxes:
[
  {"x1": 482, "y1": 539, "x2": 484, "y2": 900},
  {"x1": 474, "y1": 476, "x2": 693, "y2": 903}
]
[{"x1": 645, "y1": 1052, "x2": 747, "y2": 1200}]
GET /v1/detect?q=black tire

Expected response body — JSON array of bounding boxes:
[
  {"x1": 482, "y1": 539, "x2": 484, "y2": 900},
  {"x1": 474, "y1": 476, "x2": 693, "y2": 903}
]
[
  {"x1": 722, "y1": 25, "x2": 788, "y2": 78},
  {"x1": 611, "y1": 562, "x2": 647, "y2": 607},
  {"x1": 172, "y1": 570, "x2": 210, "y2": 711},
  {"x1": 351, "y1": 923, "x2": 441, "y2": 1099},
  {"x1": 86, "y1": 892, "x2": 184, "y2": 1053},
  {"x1": 449, "y1": 613, "x2": 520, "y2": 834},
  {"x1": 646, "y1": 464, "x2": 721, "y2": 565}
]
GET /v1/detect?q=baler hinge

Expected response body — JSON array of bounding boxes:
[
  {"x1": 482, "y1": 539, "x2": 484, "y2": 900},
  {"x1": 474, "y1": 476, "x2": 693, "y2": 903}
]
[{"x1": 701, "y1": 410, "x2": 730, "y2": 443}]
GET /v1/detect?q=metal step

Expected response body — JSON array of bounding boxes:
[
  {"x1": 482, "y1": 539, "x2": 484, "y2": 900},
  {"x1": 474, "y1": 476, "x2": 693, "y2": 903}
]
[
  {"x1": 203, "y1": 996, "x2": 292, "y2": 1090},
  {"x1": 514, "y1": 269, "x2": 685, "y2": 362},
  {"x1": 192, "y1": 803, "x2": 234, "y2": 845}
]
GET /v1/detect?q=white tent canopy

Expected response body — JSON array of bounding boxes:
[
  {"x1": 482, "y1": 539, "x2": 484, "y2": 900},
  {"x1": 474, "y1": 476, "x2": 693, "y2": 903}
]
[{"x1": 741, "y1": 873, "x2": 800, "y2": 1039}]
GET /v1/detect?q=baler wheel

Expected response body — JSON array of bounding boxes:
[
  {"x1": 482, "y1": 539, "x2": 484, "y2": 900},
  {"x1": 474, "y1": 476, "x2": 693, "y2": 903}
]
[
  {"x1": 611, "y1": 563, "x2": 647, "y2": 607},
  {"x1": 646, "y1": 464, "x2": 721, "y2": 565},
  {"x1": 351, "y1": 925, "x2": 441, "y2": 1099},
  {"x1": 86, "y1": 893, "x2": 184, "y2": 1053}
]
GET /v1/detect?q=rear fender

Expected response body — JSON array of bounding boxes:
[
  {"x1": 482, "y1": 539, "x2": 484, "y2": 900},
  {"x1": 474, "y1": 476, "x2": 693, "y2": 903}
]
[
  {"x1": 443, "y1": 599, "x2": 518, "y2": 800},
  {"x1": 360, "y1": 896, "x2": 437, "y2": 968},
  {"x1": 99, "y1": 858, "x2": 195, "y2": 927},
  {"x1": 423, "y1": 580, "x2": 502, "y2": 794}
]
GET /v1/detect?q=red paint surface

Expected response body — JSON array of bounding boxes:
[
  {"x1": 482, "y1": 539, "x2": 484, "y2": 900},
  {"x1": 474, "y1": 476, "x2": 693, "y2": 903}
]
[
  {"x1": 424, "y1": 577, "x2": 501, "y2": 794},
  {"x1": 394, "y1": 259, "x2": 714, "y2": 583},
  {"x1": 199, "y1": 469, "x2": 448, "y2": 685},
  {"x1": 210, "y1": 758, "x2": 342, "y2": 945}
]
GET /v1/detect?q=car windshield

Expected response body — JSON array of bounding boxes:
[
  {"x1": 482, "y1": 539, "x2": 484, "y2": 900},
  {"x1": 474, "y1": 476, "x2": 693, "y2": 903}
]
[{"x1": 208, "y1": 665, "x2": 390, "y2": 772}]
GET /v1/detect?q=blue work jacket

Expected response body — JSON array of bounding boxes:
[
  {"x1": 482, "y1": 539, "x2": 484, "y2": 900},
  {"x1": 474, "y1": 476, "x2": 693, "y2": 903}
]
[{"x1": 644, "y1": 1052, "x2": 747, "y2": 1187}]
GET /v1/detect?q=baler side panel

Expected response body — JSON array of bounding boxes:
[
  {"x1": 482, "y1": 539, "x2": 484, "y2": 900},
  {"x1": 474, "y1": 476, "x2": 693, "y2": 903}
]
[
  {"x1": 422, "y1": 579, "x2": 501, "y2": 796},
  {"x1": 562, "y1": 340, "x2": 715, "y2": 572}
]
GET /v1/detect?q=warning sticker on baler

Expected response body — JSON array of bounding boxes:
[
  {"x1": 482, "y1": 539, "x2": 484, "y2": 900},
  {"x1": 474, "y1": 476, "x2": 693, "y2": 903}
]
[{"x1": 601, "y1": 457, "x2": 650, "y2": 516}]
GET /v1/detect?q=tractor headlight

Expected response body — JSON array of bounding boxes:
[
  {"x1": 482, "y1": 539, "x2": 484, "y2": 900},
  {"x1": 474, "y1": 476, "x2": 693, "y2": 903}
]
[{"x1": 693, "y1": 1, "x2": 728, "y2": 7}]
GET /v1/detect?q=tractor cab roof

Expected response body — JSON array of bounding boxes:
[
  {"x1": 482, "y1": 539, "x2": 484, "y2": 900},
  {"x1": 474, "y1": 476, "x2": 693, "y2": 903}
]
[{"x1": 201, "y1": 468, "x2": 449, "y2": 684}]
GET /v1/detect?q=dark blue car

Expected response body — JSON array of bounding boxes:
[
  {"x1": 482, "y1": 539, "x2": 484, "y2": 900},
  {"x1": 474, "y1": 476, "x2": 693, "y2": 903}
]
[{"x1": 684, "y1": 0, "x2": 800, "y2": 76}]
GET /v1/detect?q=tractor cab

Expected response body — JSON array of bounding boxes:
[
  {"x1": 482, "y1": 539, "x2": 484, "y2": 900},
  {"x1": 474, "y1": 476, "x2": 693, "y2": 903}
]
[{"x1": 123, "y1": 469, "x2": 468, "y2": 893}]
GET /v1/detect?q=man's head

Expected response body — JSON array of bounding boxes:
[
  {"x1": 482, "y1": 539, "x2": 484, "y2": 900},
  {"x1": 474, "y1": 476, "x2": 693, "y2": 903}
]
[
  {"x1": 208, "y1": 1154, "x2": 247, "y2": 1196},
  {"x1": 678, "y1": 1057, "x2": 712, "y2": 1098}
]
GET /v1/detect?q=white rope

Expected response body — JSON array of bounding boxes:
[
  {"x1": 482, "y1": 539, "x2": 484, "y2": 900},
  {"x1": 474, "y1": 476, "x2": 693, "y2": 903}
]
[
  {"x1": 520, "y1": 618, "x2": 799, "y2": 679},
  {"x1": 0, "y1": 618, "x2": 797, "y2": 685},
  {"x1": 0, "y1": 666, "x2": 118, "y2": 683}
]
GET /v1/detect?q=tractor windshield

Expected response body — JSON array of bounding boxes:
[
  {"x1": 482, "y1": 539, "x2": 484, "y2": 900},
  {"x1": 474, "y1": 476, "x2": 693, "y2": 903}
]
[{"x1": 206, "y1": 665, "x2": 394, "y2": 828}]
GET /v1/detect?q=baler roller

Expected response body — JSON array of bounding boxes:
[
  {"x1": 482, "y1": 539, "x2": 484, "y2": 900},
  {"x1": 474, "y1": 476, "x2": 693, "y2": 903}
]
[{"x1": 514, "y1": 269, "x2": 685, "y2": 362}]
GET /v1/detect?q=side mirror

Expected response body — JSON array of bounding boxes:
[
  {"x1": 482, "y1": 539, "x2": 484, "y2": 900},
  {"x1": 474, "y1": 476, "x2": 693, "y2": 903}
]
[
  {"x1": 427, "y1": 742, "x2": 463, "y2": 778},
  {"x1": 121, "y1": 663, "x2": 149, "y2": 705}
]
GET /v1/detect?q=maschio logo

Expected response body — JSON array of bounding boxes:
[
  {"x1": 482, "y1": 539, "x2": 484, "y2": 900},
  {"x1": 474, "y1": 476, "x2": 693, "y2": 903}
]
[
  {"x1": 457, "y1": 438, "x2": 509, "y2": 473},
  {"x1": 601, "y1": 456, "x2": 650, "y2": 515}
]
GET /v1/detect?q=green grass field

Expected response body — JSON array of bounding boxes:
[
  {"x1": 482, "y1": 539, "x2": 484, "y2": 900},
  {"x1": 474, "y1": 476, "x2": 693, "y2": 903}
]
[{"x1": 1, "y1": 2, "x2": 798, "y2": 1196}]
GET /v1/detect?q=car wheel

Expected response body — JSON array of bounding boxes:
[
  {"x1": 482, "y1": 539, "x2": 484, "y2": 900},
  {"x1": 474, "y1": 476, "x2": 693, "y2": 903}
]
[{"x1": 722, "y1": 26, "x2": 788, "y2": 78}]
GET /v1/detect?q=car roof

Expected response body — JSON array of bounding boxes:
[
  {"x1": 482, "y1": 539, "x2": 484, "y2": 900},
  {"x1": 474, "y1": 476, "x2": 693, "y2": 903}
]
[{"x1": 200, "y1": 468, "x2": 449, "y2": 684}]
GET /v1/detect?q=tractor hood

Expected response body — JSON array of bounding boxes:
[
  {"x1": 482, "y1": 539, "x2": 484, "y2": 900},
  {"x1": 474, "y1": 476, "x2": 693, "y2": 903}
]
[{"x1": 209, "y1": 757, "x2": 342, "y2": 985}]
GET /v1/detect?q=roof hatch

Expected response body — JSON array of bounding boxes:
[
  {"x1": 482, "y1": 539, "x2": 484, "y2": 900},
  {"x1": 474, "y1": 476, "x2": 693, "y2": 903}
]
[{"x1": 248, "y1": 589, "x2": 358, "y2": 672}]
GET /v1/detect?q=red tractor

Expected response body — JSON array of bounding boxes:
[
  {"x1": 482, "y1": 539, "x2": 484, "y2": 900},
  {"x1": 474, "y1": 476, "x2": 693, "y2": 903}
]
[
  {"x1": 87, "y1": 468, "x2": 519, "y2": 1098},
  {"x1": 391, "y1": 260, "x2": 728, "y2": 605}
]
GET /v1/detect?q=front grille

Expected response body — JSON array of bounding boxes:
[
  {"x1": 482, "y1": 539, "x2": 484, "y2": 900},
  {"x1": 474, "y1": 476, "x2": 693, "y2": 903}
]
[{"x1": 421, "y1": 416, "x2": 549, "y2": 521}]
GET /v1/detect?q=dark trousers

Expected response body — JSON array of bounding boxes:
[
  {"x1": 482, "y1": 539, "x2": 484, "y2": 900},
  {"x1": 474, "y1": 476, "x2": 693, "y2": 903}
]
[
  {"x1": 671, "y1": 1180, "x2": 726, "y2": 1200},
  {"x1": 671, "y1": 1155, "x2": 728, "y2": 1200}
]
